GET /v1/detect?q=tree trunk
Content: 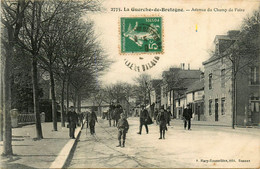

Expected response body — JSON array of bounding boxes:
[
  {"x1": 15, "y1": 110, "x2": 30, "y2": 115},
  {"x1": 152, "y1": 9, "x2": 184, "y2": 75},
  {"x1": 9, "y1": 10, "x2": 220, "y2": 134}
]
[
  {"x1": 60, "y1": 79, "x2": 65, "y2": 127},
  {"x1": 66, "y1": 77, "x2": 70, "y2": 118},
  {"x1": 232, "y1": 61, "x2": 236, "y2": 129},
  {"x1": 0, "y1": 58, "x2": 3, "y2": 141},
  {"x1": 2, "y1": 47, "x2": 13, "y2": 155},
  {"x1": 73, "y1": 90, "x2": 77, "y2": 109},
  {"x1": 32, "y1": 56, "x2": 43, "y2": 139},
  {"x1": 148, "y1": 89, "x2": 152, "y2": 116},
  {"x1": 77, "y1": 94, "x2": 81, "y2": 114},
  {"x1": 49, "y1": 67, "x2": 57, "y2": 131}
]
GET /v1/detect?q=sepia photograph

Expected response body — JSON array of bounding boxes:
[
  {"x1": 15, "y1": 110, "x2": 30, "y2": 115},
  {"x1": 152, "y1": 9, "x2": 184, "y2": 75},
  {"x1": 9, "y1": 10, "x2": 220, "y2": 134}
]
[{"x1": 0, "y1": 0, "x2": 259, "y2": 168}]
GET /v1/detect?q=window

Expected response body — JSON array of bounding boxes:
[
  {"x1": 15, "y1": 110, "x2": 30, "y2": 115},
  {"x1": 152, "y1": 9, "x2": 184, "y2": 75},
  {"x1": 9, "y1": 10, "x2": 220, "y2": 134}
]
[
  {"x1": 209, "y1": 73, "x2": 212, "y2": 89},
  {"x1": 221, "y1": 69, "x2": 225, "y2": 87},
  {"x1": 221, "y1": 98, "x2": 225, "y2": 115},
  {"x1": 250, "y1": 96, "x2": 259, "y2": 113},
  {"x1": 250, "y1": 67, "x2": 259, "y2": 85},
  {"x1": 209, "y1": 100, "x2": 212, "y2": 115}
]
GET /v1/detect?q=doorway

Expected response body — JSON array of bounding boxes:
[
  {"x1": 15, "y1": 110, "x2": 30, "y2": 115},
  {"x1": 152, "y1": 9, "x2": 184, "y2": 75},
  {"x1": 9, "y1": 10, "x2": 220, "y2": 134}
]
[{"x1": 215, "y1": 99, "x2": 219, "y2": 121}]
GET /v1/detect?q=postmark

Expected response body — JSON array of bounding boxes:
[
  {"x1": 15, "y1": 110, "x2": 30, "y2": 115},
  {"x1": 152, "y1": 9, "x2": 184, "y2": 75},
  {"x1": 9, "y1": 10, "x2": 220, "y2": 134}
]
[{"x1": 120, "y1": 16, "x2": 163, "y2": 54}]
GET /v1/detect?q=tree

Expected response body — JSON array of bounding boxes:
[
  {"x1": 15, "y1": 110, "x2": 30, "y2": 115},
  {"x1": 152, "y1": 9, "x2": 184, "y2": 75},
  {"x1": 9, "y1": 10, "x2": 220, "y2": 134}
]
[
  {"x1": 134, "y1": 74, "x2": 152, "y2": 107},
  {"x1": 11, "y1": 49, "x2": 33, "y2": 112},
  {"x1": 15, "y1": 0, "x2": 47, "y2": 139},
  {"x1": 1, "y1": 0, "x2": 28, "y2": 155},
  {"x1": 38, "y1": 0, "x2": 102, "y2": 129},
  {"x1": 102, "y1": 82, "x2": 134, "y2": 113}
]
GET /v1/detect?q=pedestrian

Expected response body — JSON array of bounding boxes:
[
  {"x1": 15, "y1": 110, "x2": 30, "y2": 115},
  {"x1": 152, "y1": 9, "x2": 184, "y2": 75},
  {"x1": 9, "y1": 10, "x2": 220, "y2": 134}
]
[
  {"x1": 183, "y1": 104, "x2": 192, "y2": 130},
  {"x1": 116, "y1": 113, "x2": 129, "y2": 147},
  {"x1": 89, "y1": 109, "x2": 98, "y2": 135},
  {"x1": 166, "y1": 107, "x2": 172, "y2": 126},
  {"x1": 67, "y1": 106, "x2": 78, "y2": 139},
  {"x1": 157, "y1": 107, "x2": 168, "y2": 139},
  {"x1": 79, "y1": 112, "x2": 84, "y2": 128},
  {"x1": 114, "y1": 102, "x2": 123, "y2": 126},
  {"x1": 154, "y1": 108, "x2": 159, "y2": 120},
  {"x1": 137, "y1": 105, "x2": 149, "y2": 134}
]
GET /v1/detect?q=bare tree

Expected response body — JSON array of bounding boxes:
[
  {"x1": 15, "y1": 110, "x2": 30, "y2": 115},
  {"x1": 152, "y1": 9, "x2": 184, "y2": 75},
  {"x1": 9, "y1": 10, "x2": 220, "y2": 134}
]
[
  {"x1": 134, "y1": 74, "x2": 152, "y2": 107},
  {"x1": 1, "y1": 0, "x2": 28, "y2": 155}
]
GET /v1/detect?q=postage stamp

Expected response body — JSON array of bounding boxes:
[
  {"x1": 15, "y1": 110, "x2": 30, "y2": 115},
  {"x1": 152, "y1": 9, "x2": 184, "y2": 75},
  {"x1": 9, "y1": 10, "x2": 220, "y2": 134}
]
[{"x1": 120, "y1": 16, "x2": 163, "y2": 54}]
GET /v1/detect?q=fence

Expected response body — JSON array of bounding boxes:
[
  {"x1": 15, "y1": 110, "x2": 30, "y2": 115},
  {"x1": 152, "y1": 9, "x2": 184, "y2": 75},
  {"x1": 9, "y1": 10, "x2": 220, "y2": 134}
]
[{"x1": 17, "y1": 113, "x2": 45, "y2": 125}]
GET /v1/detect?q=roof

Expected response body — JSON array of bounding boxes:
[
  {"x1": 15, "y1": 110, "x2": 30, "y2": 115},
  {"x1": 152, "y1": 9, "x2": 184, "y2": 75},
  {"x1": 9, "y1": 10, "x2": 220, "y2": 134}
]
[
  {"x1": 202, "y1": 54, "x2": 220, "y2": 65},
  {"x1": 186, "y1": 79, "x2": 204, "y2": 93},
  {"x1": 214, "y1": 35, "x2": 232, "y2": 42},
  {"x1": 178, "y1": 70, "x2": 202, "y2": 79},
  {"x1": 203, "y1": 32, "x2": 238, "y2": 65},
  {"x1": 163, "y1": 69, "x2": 202, "y2": 91},
  {"x1": 163, "y1": 69, "x2": 201, "y2": 79}
]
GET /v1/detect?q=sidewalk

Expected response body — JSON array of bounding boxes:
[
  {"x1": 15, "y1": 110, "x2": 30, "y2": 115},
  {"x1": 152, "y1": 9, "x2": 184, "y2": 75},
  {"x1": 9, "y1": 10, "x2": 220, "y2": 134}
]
[
  {"x1": 170, "y1": 118, "x2": 260, "y2": 137},
  {"x1": 0, "y1": 122, "x2": 82, "y2": 168},
  {"x1": 172, "y1": 118, "x2": 259, "y2": 128}
]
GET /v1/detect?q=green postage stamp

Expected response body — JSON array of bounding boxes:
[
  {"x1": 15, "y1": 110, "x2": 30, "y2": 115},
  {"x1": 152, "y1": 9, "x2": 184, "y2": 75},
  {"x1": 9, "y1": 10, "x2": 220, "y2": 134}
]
[{"x1": 120, "y1": 16, "x2": 163, "y2": 54}]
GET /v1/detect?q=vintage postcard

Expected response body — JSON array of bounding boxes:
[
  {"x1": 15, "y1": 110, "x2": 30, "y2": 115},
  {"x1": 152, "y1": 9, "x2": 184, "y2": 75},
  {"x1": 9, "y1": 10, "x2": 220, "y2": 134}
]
[{"x1": 0, "y1": 0, "x2": 259, "y2": 168}]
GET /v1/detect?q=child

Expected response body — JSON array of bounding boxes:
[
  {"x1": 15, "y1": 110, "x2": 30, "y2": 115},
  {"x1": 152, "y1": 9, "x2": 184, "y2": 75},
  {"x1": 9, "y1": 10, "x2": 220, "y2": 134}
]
[
  {"x1": 157, "y1": 107, "x2": 168, "y2": 139},
  {"x1": 116, "y1": 113, "x2": 129, "y2": 147}
]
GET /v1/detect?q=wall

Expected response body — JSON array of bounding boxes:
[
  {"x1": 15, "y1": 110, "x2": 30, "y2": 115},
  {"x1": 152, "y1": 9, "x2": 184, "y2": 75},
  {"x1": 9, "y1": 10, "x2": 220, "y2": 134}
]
[{"x1": 204, "y1": 58, "x2": 233, "y2": 125}]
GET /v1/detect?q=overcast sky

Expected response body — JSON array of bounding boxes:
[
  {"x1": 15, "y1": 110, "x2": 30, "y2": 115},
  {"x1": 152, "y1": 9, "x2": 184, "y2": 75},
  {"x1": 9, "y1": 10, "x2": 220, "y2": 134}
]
[{"x1": 87, "y1": 0, "x2": 260, "y2": 85}]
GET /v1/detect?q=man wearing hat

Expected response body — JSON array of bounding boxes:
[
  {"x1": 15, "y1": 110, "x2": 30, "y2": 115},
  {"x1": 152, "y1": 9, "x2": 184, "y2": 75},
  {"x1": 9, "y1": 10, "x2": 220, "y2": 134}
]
[
  {"x1": 116, "y1": 113, "x2": 129, "y2": 147},
  {"x1": 183, "y1": 104, "x2": 192, "y2": 130},
  {"x1": 157, "y1": 106, "x2": 168, "y2": 139},
  {"x1": 67, "y1": 106, "x2": 78, "y2": 139},
  {"x1": 137, "y1": 104, "x2": 149, "y2": 134},
  {"x1": 166, "y1": 107, "x2": 172, "y2": 126},
  {"x1": 89, "y1": 107, "x2": 98, "y2": 135}
]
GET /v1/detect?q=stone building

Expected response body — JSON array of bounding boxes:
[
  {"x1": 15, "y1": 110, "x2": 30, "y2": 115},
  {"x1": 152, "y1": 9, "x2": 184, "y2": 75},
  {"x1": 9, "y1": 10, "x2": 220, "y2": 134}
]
[
  {"x1": 160, "y1": 65, "x2": 202, "y2": 118},
  {"x1": 203, "y1": 30, "x2": 259, "y2": 126},
  {"x1": 186, "y1": 79, "x2": 205, "y2": 121}
]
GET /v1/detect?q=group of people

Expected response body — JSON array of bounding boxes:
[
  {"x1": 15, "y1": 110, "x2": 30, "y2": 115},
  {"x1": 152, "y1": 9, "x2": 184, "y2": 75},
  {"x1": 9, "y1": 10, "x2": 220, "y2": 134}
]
[
  {"x1": 107, "y1": 102, "x2": 129, "y2": 147},
  {"x1": 107, "y1": 102, "x2": 124, "y2": 127},
  {"x1": 135, "y1": 105, "x2": 171, "y2": 139},
  {"x1": 67, "y1": 103, "x2": 193, "y2": 148},
  {"x1": 67, "y1": 106, "x2": 98, "y2": 138},
  {"x1": 138, "y1": 104, "x2": 192, "y2": 140}
]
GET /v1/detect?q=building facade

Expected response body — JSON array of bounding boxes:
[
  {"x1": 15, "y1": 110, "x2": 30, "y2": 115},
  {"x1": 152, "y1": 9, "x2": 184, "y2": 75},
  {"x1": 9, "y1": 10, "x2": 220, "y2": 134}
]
[
  {"x1": 203, "y1": 30, "x2": 259, "y2": 126},
  {"x1": 186, "y1": 79, "x2": 205, "y2": 121},
  {"x1": 160, "y1": 66, "x2": 202, "y2": 118}
]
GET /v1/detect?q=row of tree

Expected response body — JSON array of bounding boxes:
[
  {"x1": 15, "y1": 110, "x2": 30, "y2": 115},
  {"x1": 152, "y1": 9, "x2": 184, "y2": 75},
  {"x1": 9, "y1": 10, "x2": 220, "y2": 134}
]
[
  {"x1": 1, "y1": 0, "x2": 108, "y2": 156},
  {"x1": 90, "y1": 74, "x2": 153, "y2": 116}
]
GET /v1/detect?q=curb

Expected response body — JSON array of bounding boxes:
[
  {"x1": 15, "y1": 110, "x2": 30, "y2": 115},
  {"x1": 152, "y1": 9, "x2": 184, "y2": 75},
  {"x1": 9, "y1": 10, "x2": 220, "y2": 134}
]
[{"x1": 49, "y1": 122, "x2": 85, "y2": 168}]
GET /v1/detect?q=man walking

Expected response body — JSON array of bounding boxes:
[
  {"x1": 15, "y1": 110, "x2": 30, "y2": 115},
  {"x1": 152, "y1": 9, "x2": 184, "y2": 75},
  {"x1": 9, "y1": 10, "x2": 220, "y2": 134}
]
[
  {"x1": 67, "y1": 106, "x2": 78, "y2": 139},
  {"x1": 116, "y1": 113, "x2": 129, "y2": 147},
  {"x1": 108, "y1": 102, "x2": 115, "y2": 127},
  {"x1": 114, "y1": 102, "x2": 123, "y2": 126},
  {"x1": 183, "y1": 104, "x2": 192, "y2": 130},
  {"x1": 137, "y1": 105, "x2": 149, "y2": 134},
  {"x1": 166, "y1": 107, "x2": 172, "y2": 126},
  {"x1": 89, "y1": 109, "x2": 98, "y2": 135},
  {"x1": 157, "y1": 107, "x2": 168, "y2": 139}
]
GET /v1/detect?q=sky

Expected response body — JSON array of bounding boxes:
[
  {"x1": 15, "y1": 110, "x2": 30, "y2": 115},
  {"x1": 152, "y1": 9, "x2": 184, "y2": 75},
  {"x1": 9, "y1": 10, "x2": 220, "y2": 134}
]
[{"x1": 87, "y1": 0, "x2": 260, "y2": 85}]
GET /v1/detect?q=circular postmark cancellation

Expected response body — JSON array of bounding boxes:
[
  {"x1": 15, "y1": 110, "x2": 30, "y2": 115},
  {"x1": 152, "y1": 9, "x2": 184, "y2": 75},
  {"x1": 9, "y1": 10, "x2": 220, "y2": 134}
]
[{"x1": 119, "y1": 16, "x2": 163, "y2": 72}]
